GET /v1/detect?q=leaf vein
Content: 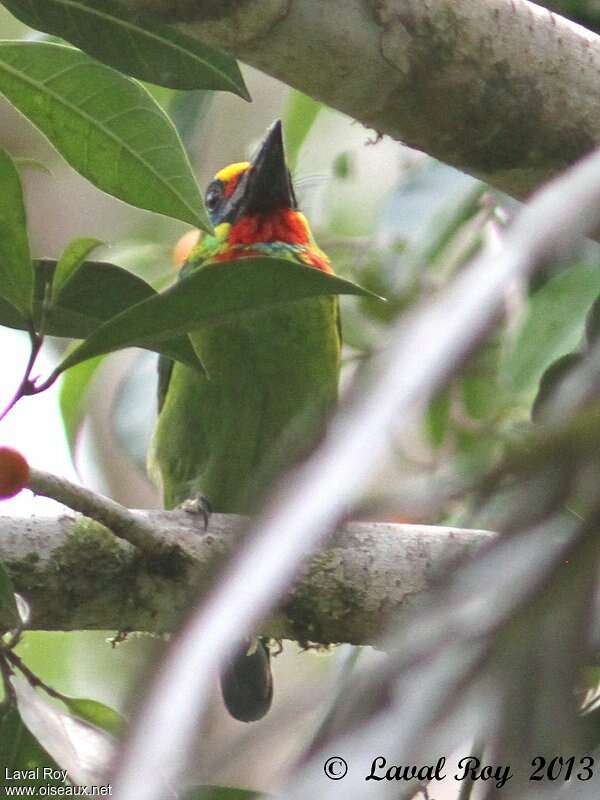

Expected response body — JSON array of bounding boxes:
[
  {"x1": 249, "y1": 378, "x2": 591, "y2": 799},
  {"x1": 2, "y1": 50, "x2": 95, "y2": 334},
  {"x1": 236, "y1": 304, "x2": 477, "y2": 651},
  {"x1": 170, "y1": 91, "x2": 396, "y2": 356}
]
[
  {"x1": 41, "y1": 0, "x2": 242, "y2": 90},
  {"x1": 0, "y1": 46, "x2": 200, "y2": 222}
]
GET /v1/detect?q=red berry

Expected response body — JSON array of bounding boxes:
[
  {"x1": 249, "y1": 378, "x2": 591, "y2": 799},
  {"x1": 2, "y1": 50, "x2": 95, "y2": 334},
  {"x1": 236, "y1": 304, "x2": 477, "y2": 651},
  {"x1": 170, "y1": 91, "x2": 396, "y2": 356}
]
[{"x1": 0, "y1": 446, "x2": 30, "y2": 499}]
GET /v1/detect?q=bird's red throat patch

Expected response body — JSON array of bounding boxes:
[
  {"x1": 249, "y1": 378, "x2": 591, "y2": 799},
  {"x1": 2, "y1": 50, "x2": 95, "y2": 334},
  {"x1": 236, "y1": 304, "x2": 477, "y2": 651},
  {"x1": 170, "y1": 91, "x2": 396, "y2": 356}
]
[
  {"x1": 225, "y1": 210, "x2": 332, "y2": 273},
  {"x1": 229, "y1": 209, "x2": 309, "y2": 247}
]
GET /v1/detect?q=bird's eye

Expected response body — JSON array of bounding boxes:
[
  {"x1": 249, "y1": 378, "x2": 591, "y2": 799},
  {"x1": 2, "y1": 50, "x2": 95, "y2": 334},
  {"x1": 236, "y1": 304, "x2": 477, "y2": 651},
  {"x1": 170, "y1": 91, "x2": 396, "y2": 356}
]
[{"x1": 205, "y1": 183, "x2": 222, "y2": 213}]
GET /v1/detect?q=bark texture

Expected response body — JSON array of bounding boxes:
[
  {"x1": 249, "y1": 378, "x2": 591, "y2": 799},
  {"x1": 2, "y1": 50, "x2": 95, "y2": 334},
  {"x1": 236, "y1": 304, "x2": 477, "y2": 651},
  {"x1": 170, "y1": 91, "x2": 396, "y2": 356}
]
[
  {"x1": 129, "y1": 0, "x2": 600, "y2": 199},
  {"x1": 0, "y1": 511, "x2": 490, "y2": 644}
]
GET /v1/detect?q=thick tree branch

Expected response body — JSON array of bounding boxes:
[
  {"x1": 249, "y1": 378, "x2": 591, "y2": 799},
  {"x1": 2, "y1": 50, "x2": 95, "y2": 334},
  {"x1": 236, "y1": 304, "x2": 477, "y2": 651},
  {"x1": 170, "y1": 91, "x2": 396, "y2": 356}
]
[
  {"x1": 130, "y1": 0, "x2": 600, "y2": 200},
  {"x1": 0, "y1": 510, "x2": 490, "y2": 643},
  {"x1": 544, "y1": 1, "x2": 600, "y2": 32}
]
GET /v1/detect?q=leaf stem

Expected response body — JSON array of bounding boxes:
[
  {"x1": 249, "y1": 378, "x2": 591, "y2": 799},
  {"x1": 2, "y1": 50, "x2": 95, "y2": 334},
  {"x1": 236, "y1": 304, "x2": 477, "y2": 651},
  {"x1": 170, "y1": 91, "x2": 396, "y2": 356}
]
[
  {"x1": 0, "y1": 651, "x2": 16, "y2": 706},
  {"x1": 27, "y1": 467, "x2": 166, "y2": 555},
  {"x1": 2, "y1": 647, "x2": 67, "y2": 704},
  {"x1": 0, "y1": 323, "x2": 44, "y2": 423}
]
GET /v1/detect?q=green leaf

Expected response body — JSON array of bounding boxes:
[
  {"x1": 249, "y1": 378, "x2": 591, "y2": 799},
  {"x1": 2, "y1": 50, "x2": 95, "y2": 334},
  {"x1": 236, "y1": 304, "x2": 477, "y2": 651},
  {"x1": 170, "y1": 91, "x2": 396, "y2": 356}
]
[
  {"x1": 425, "y1": 388, "x2": 450, "y2": 449},
  {"x1": 502, "y1": 261, "x2": 600, "y2": 395},
  {"x1": 283, "y1": 89, "x2": 322, "y2": 171},
  {"x1": 0, "y1": 560, "x2": 19, "y2": 630},
  {"x1": 0, "y1": 707, "x2": 63, "y2": 786},
  {"x1": 3, "y1": 0, "x2": 250, "y2": 97},
  {"x1": 0, "y1": 148, "x2": 33, "y2": 315},
  {"x1": 53, "y1": 257, "x2": 381, "y2": 374},
  {"x1": 460, "y1": 341, "x2": 503, "y2": 421},
  {"x1": 0, "y1": 260, "x2": 201, "y2": 370},
  {"x1": 61, "y1": 696, "x2": 125, "y2": 737},
  {"x1": 0, "y1": 41, "x2": 209, "y2": 230},
  {"x1": 59, "y1": 354, "x2": 104, "y2": 456},
  {"x1": 531, "y1": 352, "x2": 582, "y2": 422},
  {"x1": 0, "y1": 295, "x2": 26, "y2": 330},
  {"x1": 53, "y1": 237, "x2": 102, "y2": 297},
  {"x1": 585, "y1": 291, "x2": 600, "y2": 347},
  {"x1": 44, "y1": 259, "x2": 152, "y2": 335}
]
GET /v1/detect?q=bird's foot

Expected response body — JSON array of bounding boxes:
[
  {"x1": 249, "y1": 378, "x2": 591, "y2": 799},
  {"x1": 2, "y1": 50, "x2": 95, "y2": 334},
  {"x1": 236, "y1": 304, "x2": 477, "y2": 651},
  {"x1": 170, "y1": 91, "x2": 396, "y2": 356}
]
[
  {"x1": 178, "y1": 495, "x2": 212, "y2": 531},
  {"x1": 108, "y1": 628, "x2": 131, "y2": 648},
  {"x1": 271, "y1": 638, "x2": 284, "y2": 657}
]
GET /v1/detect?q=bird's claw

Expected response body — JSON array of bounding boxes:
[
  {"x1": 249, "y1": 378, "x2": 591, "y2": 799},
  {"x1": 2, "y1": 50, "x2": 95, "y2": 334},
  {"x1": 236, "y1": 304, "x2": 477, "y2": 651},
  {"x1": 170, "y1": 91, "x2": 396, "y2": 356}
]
[{"x1": 179, "y1": 495, "x2": 212, "y2": 531}]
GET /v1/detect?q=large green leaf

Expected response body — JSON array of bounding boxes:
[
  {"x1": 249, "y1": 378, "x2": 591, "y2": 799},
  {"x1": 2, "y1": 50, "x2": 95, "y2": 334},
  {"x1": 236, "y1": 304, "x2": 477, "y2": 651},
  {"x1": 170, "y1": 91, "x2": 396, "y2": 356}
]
[
  {"x1": 58, "y1": 354, "x2": 104, "y2": 455},
  {"x1": 502, "y1": 261, "x2": 600, "y2": 395},
  {"x1": 2, "y1": 0, "x2": 250, "y2": 97},
  {"x1": 283, "y1": 90, "x2": 322, "y2": 172},
  {"x1": 0, "y1": 295, "x2": 27, "y2": 328},
  {"x1": 0, "y1": 148, "x2": 33, "y2": 315},
  {"x1": 53, "y1": 236, "x2": 102, "y2": 297},
  {"x1": 54, "y1": 257, "x2": 381, "y2": 373},
  {"x1": 531, "y1": 352, "x2": 582, "y2": 422},
  {"x1": 61, "y1": 696, "x2": 125, "y2": 737},
  {"x1": 0, "y1": 41, "x2": 209, "y2": 229},
  {"x1": 44, "y1": 259, "x2": 151, "y2": 335},
  {"x1": 0, "y1": 260, "x2": 201, "y2": 369}
]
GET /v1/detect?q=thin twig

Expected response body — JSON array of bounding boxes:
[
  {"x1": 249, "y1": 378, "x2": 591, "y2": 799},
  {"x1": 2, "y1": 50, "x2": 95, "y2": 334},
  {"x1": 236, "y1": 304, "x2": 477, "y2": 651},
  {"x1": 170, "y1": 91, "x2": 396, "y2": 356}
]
[
  {"x1": 0, "y1": 323, "x2": 43, "y2": 423},
  {"x1": 27, "y1": 468, "x2": 165, "y2": 555},
  {"x1": 2, "y1": 647, "x2": 66, "y2": 704},
  {"x1": 0, "y1": 652, "x2": 15, "y2": 706}
]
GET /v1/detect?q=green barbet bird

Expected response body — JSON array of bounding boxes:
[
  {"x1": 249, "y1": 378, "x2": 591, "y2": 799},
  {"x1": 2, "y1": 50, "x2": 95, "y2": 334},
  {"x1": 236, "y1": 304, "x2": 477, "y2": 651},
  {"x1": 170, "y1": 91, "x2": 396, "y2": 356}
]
[{"x1": 150, "y1": 120, "x2": 340, "y2": 722}]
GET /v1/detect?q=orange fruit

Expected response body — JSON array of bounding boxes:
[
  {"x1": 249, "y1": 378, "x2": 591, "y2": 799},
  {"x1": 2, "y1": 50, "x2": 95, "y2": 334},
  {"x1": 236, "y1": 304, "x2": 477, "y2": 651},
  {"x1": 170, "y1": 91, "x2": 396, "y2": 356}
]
[{"x1": 0, "y1": 446, "x2": 30, "y2": 499}]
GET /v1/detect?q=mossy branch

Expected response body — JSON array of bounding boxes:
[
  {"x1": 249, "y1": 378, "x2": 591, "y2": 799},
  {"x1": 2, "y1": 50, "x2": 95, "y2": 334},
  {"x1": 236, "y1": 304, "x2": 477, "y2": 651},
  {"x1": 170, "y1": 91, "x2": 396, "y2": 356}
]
[{"x1": 0, "y1": 504, "x2": 490, "y2": 643}]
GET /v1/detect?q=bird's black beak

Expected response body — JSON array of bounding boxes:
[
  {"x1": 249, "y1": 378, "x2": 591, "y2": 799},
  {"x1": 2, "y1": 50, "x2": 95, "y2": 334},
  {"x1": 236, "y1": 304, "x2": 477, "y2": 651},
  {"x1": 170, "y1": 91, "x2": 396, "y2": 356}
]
[{"x1": 223, "y1": 120, "x2": 296, "y2": 223}]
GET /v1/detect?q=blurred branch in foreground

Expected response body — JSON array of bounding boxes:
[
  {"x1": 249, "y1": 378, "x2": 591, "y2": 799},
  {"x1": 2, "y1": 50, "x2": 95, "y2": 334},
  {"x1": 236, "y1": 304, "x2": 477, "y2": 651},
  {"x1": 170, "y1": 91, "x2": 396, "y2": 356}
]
[{"x1": 110, "y1": 141, "x2": 600, "y2": 800}]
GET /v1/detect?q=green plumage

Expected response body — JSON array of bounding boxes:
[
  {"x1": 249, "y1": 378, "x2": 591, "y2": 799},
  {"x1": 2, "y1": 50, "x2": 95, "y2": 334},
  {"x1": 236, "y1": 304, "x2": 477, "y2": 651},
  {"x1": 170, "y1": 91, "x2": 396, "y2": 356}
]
[
  {"x1": 150, "y1": 258, "x2": 340, "y2": 512},
  {"x1": 149, "y1": 120, "x2": 340, "y2": 722}
]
